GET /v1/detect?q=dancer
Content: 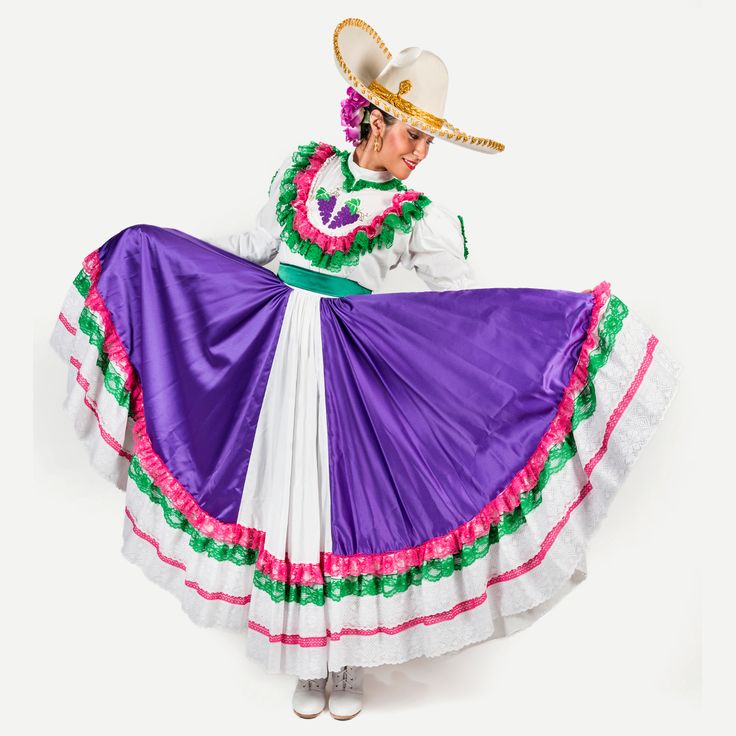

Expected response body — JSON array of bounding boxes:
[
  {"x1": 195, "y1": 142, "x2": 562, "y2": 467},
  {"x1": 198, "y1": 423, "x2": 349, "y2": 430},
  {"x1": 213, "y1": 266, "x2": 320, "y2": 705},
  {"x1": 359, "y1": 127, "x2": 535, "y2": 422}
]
[{"x1": 49, "y1": 17, "x2": 681, "y2": 721}]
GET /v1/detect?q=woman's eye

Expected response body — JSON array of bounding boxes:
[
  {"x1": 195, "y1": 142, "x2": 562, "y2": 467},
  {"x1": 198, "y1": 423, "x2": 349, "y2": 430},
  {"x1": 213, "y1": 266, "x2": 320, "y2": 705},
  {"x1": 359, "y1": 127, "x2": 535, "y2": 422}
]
[{"x1": 410, "y1": 132, "x2": 433, "y2": 145}]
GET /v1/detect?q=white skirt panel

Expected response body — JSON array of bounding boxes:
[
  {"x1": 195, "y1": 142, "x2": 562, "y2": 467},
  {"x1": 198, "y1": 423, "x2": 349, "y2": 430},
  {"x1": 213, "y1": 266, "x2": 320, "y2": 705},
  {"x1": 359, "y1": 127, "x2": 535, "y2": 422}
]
[{"x1": 236, "y1": 285, "x2": 334, "y2": 563}]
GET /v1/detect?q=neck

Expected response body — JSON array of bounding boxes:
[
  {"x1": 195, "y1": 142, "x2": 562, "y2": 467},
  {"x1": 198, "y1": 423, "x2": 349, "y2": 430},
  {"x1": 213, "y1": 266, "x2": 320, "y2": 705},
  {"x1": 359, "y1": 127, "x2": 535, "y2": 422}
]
[{"x1": 353, "y1": 141, "x2": 387, "y2": 172}]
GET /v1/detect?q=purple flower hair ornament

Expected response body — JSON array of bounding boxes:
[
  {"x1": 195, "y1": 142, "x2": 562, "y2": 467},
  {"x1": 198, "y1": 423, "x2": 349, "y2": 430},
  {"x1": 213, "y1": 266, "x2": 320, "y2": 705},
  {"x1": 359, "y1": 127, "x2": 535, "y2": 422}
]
[{"x1": 340, "y1": 86, "x2": 370, "y2": 146}]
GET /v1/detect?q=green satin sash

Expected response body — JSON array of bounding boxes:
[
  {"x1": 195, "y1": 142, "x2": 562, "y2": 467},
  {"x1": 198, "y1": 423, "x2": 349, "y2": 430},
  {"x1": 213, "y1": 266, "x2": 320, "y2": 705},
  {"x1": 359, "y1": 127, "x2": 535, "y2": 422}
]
[{"x1": 277, "y1": 262, "x2": 372, "y2": 296}]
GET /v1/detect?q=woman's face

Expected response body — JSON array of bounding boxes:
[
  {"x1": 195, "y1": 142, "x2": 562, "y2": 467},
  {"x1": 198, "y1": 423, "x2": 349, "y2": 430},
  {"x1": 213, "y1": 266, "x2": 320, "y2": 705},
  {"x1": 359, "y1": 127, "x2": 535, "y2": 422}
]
[{"x1": 369, "y1": 114, "x2": 435, "y2": 180}]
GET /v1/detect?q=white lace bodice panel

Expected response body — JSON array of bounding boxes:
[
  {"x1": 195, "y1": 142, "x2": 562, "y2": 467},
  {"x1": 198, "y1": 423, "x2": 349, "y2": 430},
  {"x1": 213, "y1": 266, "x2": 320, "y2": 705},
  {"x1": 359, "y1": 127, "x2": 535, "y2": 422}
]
[{"x1": 207, "y1": 140, "x2": 477, "y2": 292}]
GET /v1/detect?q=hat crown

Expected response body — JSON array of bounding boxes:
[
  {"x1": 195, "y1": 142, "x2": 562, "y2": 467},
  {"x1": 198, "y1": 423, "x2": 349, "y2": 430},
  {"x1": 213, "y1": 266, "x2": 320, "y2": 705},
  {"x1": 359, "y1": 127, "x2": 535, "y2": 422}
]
[{"x1": 374, "y1": 47, "x2": 448, "y2": 120}]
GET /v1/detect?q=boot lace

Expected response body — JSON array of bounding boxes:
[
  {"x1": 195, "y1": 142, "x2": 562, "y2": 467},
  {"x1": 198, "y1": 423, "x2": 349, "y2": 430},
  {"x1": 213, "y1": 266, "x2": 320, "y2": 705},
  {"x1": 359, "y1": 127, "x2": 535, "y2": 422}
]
[{"x1": 333, "y1": 666, "x2": 354, "y2": 691}]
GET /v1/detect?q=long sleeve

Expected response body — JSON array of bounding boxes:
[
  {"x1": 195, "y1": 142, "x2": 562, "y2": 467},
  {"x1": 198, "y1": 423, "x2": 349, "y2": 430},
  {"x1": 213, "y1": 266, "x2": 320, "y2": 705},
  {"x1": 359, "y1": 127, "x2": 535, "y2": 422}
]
[
  {"x1": 208, "y1": 153, "x2": 292, "y2": 265},
  {"x1": 399, "y1": 201, "x2": 477, "y2": 290}
]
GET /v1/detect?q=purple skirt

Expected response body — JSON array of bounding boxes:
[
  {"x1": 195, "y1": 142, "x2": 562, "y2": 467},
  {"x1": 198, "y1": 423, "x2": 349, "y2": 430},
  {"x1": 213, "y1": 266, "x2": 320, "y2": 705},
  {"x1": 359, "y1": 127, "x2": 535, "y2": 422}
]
[{"x1": 50, "y1": 224, "x2": 680, "y2": 677}]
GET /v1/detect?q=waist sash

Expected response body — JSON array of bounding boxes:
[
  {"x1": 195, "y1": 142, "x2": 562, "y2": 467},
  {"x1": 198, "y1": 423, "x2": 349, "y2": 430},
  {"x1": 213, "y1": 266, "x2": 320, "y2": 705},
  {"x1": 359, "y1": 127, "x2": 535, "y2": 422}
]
[{"x1": 277, "y1": 262, "x2": 372, "y2": 296}]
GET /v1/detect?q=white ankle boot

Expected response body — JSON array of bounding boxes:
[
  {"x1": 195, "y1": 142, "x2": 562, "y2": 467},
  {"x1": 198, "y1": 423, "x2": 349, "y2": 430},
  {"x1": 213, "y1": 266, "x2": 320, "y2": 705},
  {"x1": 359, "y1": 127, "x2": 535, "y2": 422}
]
[
  {"x1": 292, "y1": 675, "x2": 328, "y2": 718},
  {"x1": 329, "y1": 665, "x2": 363, "y2": 720}
]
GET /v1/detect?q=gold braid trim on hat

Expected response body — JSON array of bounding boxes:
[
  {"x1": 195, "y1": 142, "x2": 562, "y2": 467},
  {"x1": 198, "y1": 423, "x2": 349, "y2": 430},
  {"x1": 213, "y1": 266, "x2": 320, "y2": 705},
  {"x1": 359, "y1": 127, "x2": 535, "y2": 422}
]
[
  {"x1": 367, "y1": 79, "x2": 446, "y2": 132},
  {"x1": 333, "y1": 17, "x2": 505, "y2": 153}
]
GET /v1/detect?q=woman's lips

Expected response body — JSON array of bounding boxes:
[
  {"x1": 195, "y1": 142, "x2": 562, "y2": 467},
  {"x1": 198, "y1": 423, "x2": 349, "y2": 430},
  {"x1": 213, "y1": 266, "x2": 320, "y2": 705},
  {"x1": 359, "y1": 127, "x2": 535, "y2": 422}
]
[{"x1": 403, "y1": 158, "x2": 417, "y2": 171}]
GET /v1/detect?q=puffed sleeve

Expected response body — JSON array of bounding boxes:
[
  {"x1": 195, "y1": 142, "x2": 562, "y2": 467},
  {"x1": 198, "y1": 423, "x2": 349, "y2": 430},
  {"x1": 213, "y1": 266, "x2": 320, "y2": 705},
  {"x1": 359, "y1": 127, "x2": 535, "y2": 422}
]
[
  {"x1": 207, "y1": 152, "x2": 292, "y2": 265},
  {"x1": 398, "y1": 201, "x2": 477, "y2": 290}
]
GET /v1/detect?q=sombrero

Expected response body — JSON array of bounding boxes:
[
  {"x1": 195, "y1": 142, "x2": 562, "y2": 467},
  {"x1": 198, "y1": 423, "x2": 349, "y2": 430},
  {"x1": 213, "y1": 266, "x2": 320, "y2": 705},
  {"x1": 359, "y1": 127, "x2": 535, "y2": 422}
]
[{"x1": 333, "y1": 17, "x2": 505, "y2": 154}]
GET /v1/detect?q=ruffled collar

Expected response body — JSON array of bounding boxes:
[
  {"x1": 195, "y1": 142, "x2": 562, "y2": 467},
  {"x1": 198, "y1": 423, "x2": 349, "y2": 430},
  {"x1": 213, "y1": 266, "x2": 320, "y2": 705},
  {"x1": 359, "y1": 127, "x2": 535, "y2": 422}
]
[
  {"x1": 338, "y1": 148, "x2": 406, "y2": 192},
  {"x1": 346, "y1": 150, "x2": 395, "y2": 182}
]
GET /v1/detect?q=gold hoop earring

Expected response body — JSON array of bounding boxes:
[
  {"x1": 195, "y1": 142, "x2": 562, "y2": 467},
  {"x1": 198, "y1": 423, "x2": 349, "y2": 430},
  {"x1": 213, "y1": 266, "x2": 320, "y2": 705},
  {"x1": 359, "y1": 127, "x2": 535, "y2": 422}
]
[{"x1": 373, "y1": 134, "x2": 382, "y2": 153}]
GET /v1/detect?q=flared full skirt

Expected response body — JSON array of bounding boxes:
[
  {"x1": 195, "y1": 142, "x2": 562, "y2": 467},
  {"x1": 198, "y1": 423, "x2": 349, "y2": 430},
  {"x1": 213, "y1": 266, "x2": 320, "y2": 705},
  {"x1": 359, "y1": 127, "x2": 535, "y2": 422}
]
[{"x1": 49, "y1": 224, "x2": 681, "y2": 677}]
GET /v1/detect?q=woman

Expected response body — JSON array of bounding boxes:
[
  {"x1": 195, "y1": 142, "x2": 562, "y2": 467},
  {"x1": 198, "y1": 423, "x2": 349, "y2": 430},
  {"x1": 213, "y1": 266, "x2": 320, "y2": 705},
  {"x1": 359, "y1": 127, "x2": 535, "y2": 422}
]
[{"x1": 49, "y1": 17, "x2": 681, "y2": 721}]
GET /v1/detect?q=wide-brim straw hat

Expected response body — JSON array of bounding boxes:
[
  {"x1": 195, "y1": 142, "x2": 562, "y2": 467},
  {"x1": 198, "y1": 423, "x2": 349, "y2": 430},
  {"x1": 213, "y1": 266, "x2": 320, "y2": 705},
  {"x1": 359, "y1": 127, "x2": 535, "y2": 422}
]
[{"x1": 333, "y1": 17, "x2": 505, "y2": 154}]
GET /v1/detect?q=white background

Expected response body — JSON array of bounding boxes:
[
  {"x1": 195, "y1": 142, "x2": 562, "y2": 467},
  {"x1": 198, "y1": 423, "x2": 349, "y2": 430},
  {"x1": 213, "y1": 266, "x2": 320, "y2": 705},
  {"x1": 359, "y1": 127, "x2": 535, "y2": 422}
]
[{"x1": 11, "y1": 0, "x2": 730, "y2": 733}]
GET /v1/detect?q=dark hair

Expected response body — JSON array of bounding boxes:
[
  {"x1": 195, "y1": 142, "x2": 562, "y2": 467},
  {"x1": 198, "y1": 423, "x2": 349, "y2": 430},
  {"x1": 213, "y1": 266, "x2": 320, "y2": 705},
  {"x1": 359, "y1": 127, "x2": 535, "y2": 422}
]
[{"x1": 359, "y1": 104, "x2": 397, "y2": 143}]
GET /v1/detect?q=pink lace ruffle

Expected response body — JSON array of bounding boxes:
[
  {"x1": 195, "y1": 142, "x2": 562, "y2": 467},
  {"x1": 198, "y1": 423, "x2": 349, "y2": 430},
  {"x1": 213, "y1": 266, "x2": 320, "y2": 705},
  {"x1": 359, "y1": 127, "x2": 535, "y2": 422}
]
[{"x1": 78, "y1": 251, "x2": 611, "y2": 585}]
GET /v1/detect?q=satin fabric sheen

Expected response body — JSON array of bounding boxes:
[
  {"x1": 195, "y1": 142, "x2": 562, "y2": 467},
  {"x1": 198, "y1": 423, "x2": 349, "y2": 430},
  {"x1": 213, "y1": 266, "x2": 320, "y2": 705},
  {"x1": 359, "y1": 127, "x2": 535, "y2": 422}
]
[
  {"x1": 96, "y1": 225, "x2": 592, "y2": 554},
  {"x1": 320, "y1": 287, "x2": 592, "y2": 555},
  {"x1": 97, "y1": 225, "x2": 290, "y2": 522}
]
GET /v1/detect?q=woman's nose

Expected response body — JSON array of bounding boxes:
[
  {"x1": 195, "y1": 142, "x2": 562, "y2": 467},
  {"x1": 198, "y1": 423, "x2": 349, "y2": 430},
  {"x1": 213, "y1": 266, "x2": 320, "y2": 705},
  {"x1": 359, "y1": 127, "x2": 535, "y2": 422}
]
[{"x1": 415, "y1": 140, "x2": 430, "y2": 159}]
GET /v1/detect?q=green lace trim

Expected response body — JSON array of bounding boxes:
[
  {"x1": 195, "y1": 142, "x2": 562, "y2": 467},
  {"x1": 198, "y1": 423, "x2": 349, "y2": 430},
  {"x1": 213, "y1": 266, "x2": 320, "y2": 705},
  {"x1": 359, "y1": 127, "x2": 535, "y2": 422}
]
[
  {"x1": 74, "y1": 266, "x2": 92, "y2": 298},
  {"x1": 457, "y1": 214, "x2": 469, "y2": 260},
  {"x1": 275, "y1": 140, "x2": 432, "y2": 273},
  {"x1": 73, "y1": 266, "x2": 130, "y2": 414},
  {"x1": 77, "y1": 307, "x2": 131, "y2": 415},
  {"x1": 129, "y1": 455, "x2": 257, "y2": 565},
  {"x1": 75, "y1": 273, "x2": 628, "y2": 606},
  {"x1": 337, "y1": 148, "x2": 407, "y2": 192},
  {"x1": 571, "y1": 293, "x2": 628, "y2": 429}
]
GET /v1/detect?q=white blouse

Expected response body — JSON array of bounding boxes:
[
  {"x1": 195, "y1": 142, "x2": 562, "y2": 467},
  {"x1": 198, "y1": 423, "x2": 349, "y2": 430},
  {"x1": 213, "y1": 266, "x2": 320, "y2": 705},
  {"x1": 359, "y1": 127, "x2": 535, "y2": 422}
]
[{"x1": 208, "y1": 143, "x2": 477, "y2": 293}]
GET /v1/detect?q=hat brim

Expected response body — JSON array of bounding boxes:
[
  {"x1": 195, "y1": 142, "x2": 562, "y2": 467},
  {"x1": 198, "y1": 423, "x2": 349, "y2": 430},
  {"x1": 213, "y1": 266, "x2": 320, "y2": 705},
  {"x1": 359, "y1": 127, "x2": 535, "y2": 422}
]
[{"x1": 333, "y1": 17, "x2": 505, "y2": 155}]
